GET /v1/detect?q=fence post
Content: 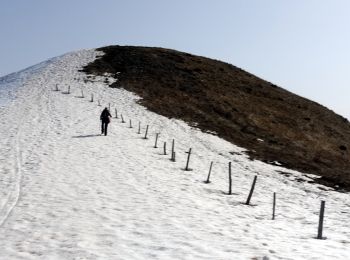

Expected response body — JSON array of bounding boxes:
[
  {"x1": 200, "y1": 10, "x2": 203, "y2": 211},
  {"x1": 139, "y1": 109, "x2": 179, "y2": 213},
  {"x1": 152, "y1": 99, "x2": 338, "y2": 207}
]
[
  {"x1": 171, "y1": 139, "x2": 175, "y2": 161},
  {"x1": 121, "y1": 114, "x2": 125, "y2": 123},
  {"x1": 81, "y1": 89, "x2": 84, "y2": 98},
  {"x1": 205, "y1": 162, "x2": 213, "y2": 183},
  {"x1": 317, "y1": 200, "x2": 326, "y2": 239},
  {"x1": 184, "y1": 148, "x2": 192, "y2": 171},
  {"x1": 163, "y1": 142, "x2": 167, "y2": 155},
  {"x1": 55, "y1": 84, "x2": 59, "y2": 91},
  {"x1": 154, "y1": 133, "x2": 159, "y2": 148},
  {"x1": 137, "y1": 121, "x2": 141, "y2": 134},
  {"x1": 115, "y1": 108, "x2": 118, "y2": 118},
  {"x1": 68, "y1": 86, "x2": 70, "y2": 94},
  {"x1": 98, "y1": 100, "x2": 101, "y2": 106},
  {"x1": 272, "y1": 192, "x2": 276, "y2": 220},
  {"x1": 90, "y1": 93, "x2": 94, "y2": 102},
  {"x1": 129, "y1": 119, "x2": 133, "y2": 128},
  {"x1": 172, "y1": 152, "x2": 176, "y2": 162},
  {"x1": 109, "y1": 103, "x2": 111, "y2": 111},
  {"x1": 245, "y1": 175, "x2": 257, "y2": 205},
  {"x1": 228, "y1": 162, "x2": 232, "y2": 195},
  {"x1": 144, "y1": 125, "x2": 149, "y2": 139}
]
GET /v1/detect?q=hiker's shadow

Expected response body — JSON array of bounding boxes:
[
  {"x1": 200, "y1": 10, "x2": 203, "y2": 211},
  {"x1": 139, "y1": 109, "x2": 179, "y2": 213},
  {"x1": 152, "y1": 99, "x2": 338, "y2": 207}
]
[{"x1": 72, "y1": 134, "x2": 101, "y2": 138}]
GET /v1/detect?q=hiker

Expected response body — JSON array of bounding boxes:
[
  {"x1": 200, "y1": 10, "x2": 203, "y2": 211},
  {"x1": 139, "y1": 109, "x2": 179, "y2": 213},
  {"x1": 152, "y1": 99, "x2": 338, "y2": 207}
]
[{"x1": 100, "y1": 107, "x2": 112, "y2": 136}]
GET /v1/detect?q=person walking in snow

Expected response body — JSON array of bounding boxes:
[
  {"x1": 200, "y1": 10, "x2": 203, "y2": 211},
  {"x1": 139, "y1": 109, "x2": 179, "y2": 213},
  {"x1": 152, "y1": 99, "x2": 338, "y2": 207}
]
[{"x1": 100, "y1": 107, "x2": 112, "y2": 136}]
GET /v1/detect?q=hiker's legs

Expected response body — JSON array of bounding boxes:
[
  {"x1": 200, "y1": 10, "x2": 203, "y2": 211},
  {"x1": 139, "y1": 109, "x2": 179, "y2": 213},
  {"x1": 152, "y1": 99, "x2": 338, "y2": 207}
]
[
  {"x1": 104, "y1": 122, "x2": 109, "y2": 136},
  {"x1": 101, "y1": 121, "x2": 104, "y2": 134}
]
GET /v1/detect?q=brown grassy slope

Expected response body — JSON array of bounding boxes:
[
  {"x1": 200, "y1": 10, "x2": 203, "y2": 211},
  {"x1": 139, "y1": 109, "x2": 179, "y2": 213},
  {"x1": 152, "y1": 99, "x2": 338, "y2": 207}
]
[{"x1": 83, "y1": 45, "x2": 350, "y2": 190}]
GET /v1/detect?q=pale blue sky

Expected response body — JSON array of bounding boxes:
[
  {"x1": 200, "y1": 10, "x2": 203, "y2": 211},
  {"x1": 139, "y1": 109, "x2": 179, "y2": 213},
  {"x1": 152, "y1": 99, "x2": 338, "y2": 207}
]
[{"x1": 1, "y1": 1, "x2": 350, "y2": 118}]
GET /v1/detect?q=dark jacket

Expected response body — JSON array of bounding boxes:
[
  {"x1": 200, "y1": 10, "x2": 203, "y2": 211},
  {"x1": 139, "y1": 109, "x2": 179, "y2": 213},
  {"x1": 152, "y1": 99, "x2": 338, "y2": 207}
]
[{"x1": 100, "y1": 108, "x2": 112, "y2": 123}]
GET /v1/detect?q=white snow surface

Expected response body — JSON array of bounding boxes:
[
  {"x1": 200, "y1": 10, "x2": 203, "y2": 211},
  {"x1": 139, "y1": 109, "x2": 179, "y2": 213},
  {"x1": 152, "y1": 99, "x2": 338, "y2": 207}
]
[{"x1": 0, "y1": 49, "x2": 350, "y2": 260}]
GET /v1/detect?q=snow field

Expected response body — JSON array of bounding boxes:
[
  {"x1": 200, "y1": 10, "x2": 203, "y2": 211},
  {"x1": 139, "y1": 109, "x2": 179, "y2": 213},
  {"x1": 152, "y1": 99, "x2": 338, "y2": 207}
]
[{"x1": 0, "y1": 49, "x2": 350, "y2": 259}]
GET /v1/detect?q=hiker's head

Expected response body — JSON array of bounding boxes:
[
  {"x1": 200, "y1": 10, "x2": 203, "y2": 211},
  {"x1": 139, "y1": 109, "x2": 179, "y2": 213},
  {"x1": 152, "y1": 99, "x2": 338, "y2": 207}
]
[{"x1": 104, "y1": 107, "x2": 108, "y2": 110}]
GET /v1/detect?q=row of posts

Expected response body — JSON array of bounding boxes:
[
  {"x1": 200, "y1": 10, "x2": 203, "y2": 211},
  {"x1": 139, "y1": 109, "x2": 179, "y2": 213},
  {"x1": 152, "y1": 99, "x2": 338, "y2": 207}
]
[
  {"x1": 56, "y1": 83, "x2": 327, "y2": 240},
  {"x1": 121, "y1": 115, "x2": 327, "y2": 240}
]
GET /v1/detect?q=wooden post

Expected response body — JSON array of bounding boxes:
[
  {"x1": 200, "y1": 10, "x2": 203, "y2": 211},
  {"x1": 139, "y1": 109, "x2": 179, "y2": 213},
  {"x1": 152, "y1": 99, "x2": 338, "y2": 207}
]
[
  {"x1": 154, "y1": 133, "x2": 159, "y2": 148},
  {"x1": 121, "y1": 114, "x2": 125, "y2": 123},
  {"x1": 245, "y1": 175, "x2": 257, "y2": 205},
  {"x1": 137, "y1": 121, "x2": 141, "y2": 134},
  {"x1": 317, "y1": 200, "x2": 326, "y2": 239},
  {"x1": 185, "y1": 148, "x2": 192, "y2": 171},
  {"x1": 171, "y1": 139, "x2": 175, "y2": 161},
  {"x1": 98, "y1": 100, "x2": 101, "y2": 106},
  {"x1": 90, "y1": 93, "x2": 94, "y2": 102},
  {"x1": 205, "y1": 162, "x2": 213, "y2": 183},
  {"x1": 163, "y1": 142, "x2": 167, "y2": 155},
  {"x1": 272, "y1": 192, "x2": 276, "y2": 220},
  {"x1": 55, "y1": 84, "x2": 59, "y2": 91},
  {"x1": 228, "y1": 162, "x2": 232, "y2": 195},
  {"x1": 172, "y1": 151, "x2": 176, "y2": 162},
  {"x1": 81, "y1": 89, "x2": 84, "y2": 98},
  {"x1": 144, "y1": 125, "x2": 149, "y2": 139},
  {"x1": 129, "y1": 119, "x2": 133, "y2": 128},
  {"x1": 115, "y1": 108, "x2": 118, "y2": 118}
]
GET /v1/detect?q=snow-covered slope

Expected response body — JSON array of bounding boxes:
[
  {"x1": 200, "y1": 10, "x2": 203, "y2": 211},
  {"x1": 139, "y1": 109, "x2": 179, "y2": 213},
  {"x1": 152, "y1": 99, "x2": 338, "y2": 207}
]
[{"x1": 0, "y1": 49, "x2": 349, "y2": 260}]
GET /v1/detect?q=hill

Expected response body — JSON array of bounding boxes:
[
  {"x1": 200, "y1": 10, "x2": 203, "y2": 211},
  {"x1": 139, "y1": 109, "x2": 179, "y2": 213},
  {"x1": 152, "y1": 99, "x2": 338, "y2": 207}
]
[
  {"x1": 0, "y1": 49, "x2": 350, "y2": 258},
  {"x1": 83, "y1": 45, "x2": 350, "y2": 190}
]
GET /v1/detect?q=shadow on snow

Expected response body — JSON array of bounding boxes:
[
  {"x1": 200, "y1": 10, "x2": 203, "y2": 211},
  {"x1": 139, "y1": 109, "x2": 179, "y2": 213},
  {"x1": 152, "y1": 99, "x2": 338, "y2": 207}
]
[{"x1": 72, "y1": 134, "x2": 102, "y2": 138}]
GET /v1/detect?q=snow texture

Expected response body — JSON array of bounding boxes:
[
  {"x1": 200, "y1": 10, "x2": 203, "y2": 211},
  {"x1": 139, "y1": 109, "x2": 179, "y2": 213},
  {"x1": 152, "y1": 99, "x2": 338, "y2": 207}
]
[{"x1": 0, "y1": 49, "x2": 349, "y2": 260}]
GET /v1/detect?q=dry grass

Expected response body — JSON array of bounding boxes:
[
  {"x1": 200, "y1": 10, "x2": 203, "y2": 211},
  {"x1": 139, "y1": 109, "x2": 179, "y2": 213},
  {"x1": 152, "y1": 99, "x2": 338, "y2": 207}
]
[{"x1": 83, "y1": 45, "x2": 350, "y2": 190}]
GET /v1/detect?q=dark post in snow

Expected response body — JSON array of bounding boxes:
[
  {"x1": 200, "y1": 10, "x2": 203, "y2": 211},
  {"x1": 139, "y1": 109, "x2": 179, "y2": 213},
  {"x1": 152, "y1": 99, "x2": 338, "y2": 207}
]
[
  {"x1": 163, "y1": 142, "x2": 167, "y2": 155},
  {"x1": 172, "y1": 152, "x2": 176, "y2": 162},
  {"x1": 272, "y1": 192, "x2": 276, "y2": 220},
  {"x1": 81, "y1": 89, "x2": 84, "y2": 98},
  {"x1": 68, "y1": 86, "x2": 70, "y2": 94},
  {"x1": 144, "y1": 125, "x2": 149, "y2": 139},
  {"x1": 171, "y1": 139, "x2": 175, "y2": 161},
  {"x1": 90, "y1": 93, "x2": 94, "y2": 102},
  {"x1": 317, "y1": 200, "x2": 326, "y2": 239},
  {"x1": 115, "y1": 108, "x2": 118, "y2": 118},
  {"x1": 137, "y1": 121, "x2": 141, "y2": 134},
  {"x1": 121, "y1": 114, "x2": 125, "y2": 123},
  {"x1": 245, "y1": 175, "x2": 257, "y2": 205},
  {"x1": 98, "y1": 100, "x2": 101, "y2": 106},
  {"x1": 204, "y1": 161, "x2": 213, "y2": 184},
  {"x1": 108, "y1": 103, "x2": 111, "y2": 111},
  {"x1": 154, "y1": 133, "x2": 159, "y2": 148},
  {"x1": 228, "y1": 162, "x2": 232, "y2": 195},
  {"x1": 55, "y1": 84, "x2": 59, "y2": 91},
  {"x1": 184, "y1": 148, "x2": 192, "y2": 171},
  {"x1": 129, "y1": 119, "x2": 133, "y2": 128}
]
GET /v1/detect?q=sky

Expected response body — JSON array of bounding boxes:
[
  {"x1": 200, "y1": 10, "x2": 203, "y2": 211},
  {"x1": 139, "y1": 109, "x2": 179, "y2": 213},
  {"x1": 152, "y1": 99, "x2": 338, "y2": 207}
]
[{"x1": 1, "y1": 0, "x2": 350, "y2": 118}]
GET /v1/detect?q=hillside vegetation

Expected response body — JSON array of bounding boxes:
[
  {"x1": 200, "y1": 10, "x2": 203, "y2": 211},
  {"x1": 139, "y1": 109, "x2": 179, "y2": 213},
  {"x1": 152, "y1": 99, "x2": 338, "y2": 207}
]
[{"x1": 83, "y1": 45, "x2": 350, "y2": 190}]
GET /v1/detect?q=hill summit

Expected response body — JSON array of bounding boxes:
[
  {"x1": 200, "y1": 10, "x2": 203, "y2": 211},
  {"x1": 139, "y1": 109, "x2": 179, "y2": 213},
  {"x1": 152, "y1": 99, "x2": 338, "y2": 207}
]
[{"x1": 83, "y1": 45, "x2": 350, "y2": 190}]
